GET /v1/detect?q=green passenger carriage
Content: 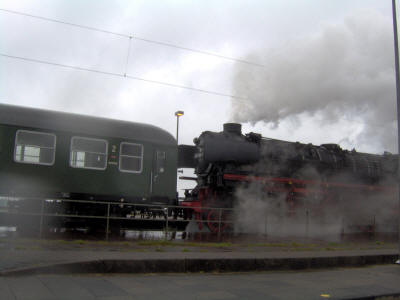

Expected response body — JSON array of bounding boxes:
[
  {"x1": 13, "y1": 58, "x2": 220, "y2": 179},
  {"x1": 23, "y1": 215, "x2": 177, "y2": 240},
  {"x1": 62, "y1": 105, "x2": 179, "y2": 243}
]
[{"x1": 0, "y1": 104, "x2": 178, "y2": 214}]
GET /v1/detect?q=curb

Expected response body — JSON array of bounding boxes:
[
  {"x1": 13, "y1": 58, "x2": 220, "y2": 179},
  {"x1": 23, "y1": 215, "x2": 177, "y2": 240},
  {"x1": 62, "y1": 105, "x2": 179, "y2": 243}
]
[
  {"x1": 348, "y1": 294, "x2": 400, "y2": 300},
  {"x1": 0, "y1": 253, "x2": 398, "y2": 276}
]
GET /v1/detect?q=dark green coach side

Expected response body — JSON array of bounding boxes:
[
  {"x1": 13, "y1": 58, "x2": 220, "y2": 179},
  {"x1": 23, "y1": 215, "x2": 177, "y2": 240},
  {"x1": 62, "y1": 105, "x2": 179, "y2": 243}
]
[{"x1": 0, "y1": 104, "x2": 177, "y2": 205}]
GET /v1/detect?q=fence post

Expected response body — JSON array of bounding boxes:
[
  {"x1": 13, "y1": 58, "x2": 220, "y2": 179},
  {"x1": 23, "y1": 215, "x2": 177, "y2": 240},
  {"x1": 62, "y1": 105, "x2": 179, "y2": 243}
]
[
  {"x1": 106, "y1": 203, "x2": 110, "y2": 241},
  {"x1": 305, "y1": 209, "x2": 309, "y2": 238},
  {"x1": 165, "y1": 207, "x2": 169, "y2": 240},
  {"x1": 217, "y1": 208, "x2": 222, "y2": 241},
  {"x1": 341, "y1": 217, "x2": 345, "y2": 237},
  {"x1": 373, "y1": 215, "x2": 376, "y2": 231},
  {"x1": 39, "y1": 198, "x2": 45, "y2": 239},
  {"x1": 264, "y1": 207, "x2": 268, "y2": 236}
]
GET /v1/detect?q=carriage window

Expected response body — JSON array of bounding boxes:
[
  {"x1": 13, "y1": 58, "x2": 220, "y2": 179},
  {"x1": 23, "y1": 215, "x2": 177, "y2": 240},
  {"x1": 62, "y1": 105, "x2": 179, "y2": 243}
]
[
  {"x1": 119, "y1": 142, "x2": 143, "y2": 173},
  {"x1": 70, "y1": 137, "x2": 108, "y2": 170},
  {"x1": 14, "y1": 130, "x2": 56, "y2": 165},
  {"x1": 156, "y1": 151, "x2": 166, "y2": 174}
]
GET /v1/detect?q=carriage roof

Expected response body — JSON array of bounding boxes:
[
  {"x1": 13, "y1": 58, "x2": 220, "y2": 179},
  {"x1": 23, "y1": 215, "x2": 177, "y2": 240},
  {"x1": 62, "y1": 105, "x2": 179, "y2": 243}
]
[{"x1": 0, "y1": 103, "x2": 176, "y2": 146}]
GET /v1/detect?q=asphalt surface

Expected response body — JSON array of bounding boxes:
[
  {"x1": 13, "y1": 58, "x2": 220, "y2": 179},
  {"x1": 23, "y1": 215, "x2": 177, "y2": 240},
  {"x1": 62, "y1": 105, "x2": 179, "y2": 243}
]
[
  {"x1": 1, "y1": 265, "x2": 400, "y2": 300},
  {"x1": 0, "y1": 236, "x2": 399, "y2": 299}
]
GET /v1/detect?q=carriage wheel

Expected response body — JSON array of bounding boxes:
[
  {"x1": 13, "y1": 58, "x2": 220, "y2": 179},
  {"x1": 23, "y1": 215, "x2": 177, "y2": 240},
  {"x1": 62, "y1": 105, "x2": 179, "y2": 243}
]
[
  {"x1": 195, "y1": 212, "x2": 203, "y2": 230},
  {"x1": 206, "y1": 209, "x2": 228, "y2": 233}
]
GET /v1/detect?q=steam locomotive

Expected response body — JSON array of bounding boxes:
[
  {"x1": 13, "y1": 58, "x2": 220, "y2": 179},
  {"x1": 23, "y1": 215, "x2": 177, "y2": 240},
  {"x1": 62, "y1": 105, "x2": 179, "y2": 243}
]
[
  {"x1": 178, "y1": 123, "x2": 398, "y2": 233},
  {"x1": 0, "y1": 104, "x2": 397, "y2": 234}
]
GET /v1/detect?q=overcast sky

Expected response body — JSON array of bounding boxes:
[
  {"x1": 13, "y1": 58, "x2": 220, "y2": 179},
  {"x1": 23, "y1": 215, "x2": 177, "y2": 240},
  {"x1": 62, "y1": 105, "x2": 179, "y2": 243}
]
[{"x1": 0, "y1": 0, "x2": 397, "y2": 155}]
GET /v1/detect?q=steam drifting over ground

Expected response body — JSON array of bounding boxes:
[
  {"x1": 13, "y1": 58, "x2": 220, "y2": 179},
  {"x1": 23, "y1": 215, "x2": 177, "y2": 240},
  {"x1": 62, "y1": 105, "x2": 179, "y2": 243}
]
[
  {"x1": 231, "y1": 9, "x2": 397, "y2": 153},
  {"x1": 233, "y1": 180, "x2": 398, "y2": 240},
  {"x1": 234, "y1": 183, "x2": 343, "y2": 240}
]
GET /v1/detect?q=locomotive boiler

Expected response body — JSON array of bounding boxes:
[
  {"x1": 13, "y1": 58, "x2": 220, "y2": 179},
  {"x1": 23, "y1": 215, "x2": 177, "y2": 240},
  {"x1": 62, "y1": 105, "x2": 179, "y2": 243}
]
[{"x1": 179, "y1": 123, "x2": 398, "y2": 233}]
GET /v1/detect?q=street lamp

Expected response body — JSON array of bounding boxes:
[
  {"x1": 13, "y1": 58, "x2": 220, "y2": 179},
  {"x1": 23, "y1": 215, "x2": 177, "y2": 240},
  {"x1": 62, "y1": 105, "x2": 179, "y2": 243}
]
[
  {"x1": 175, "y1": 110, "x2": 184, "y2": 145},
  {"x1": 392, "y1": 0, "x2": 400, "y2": 264}
]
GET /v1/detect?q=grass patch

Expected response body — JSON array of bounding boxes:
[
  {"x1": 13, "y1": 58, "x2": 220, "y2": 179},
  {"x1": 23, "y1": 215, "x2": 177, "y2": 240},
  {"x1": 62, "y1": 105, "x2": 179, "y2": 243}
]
[
  {"x1": 324, "y1": 247, "x2": 336, "y2": 251},
  {"x1": 93, "y1": 241, "x2": 111, "y2": 246},
  {"x1": 137, "y1": 240, "x2": 175, "y2": 247},
  {"x1": 74, "y1": 240, "x2": 86, "y2": 245},
  {"x1": 132, "y1": 248, "x2": 149, "y2": 252},
  {"x1": 57, "y1": 239, "x2": 70, "y2": 244},
  {"x1": 55, "y1": 239, "x2": 88, "y2": 245},
  {"x1": 295, "y1": 247, "x2": 317, "y2": 251},
  {"x1": 181, "y1": 248, "x2": 190, "y2": 252},
  {"x1": 184, "y1": 242, "x2": 232, "y2": 248},
  {"x1": 15, "y1": 246, "x2": 27, "y2": 250},
  {"x1": 137, "y1": 240, "x2": 232, "y2": 248},
  {"x1": 155, "y1": 247, "x2": 164, "y2": 252},
  {"x1": 249, "y1": 243, "x2": 289, "y2": 248}
]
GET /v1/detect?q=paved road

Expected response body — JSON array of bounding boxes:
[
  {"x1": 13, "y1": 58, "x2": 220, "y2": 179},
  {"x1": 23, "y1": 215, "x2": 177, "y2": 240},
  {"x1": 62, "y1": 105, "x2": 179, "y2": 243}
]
[{"x1": 1, "y1": 265, "x2": 399, "y2": 300}]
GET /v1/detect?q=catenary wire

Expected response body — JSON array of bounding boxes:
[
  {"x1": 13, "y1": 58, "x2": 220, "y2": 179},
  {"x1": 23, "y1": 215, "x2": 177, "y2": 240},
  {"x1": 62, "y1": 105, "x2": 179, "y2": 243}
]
[
  {"x1": 1, "y1": 52, "x2": 394, "y2": 133},
  {"x1": 0, "y1": 53, "x2": 392, "y2": 129},
  {"x1": 0, "y1": 53, "x2": 248, "y2": 101},
  {"x1": 1, "y1": 50, "x2": 392, "y2": 131},
  {"x1": 124, "y1": 36, "x2": 133, "y2": 76},
  {"x1": 0, "y1": 8, "x2": 267, "y2": 68},
  {"x1": 0, "y1": 8, "x2": 130, "y2": 38},
  {"x1": 2, "y1": 10, "x2": 388, "y2": 128}
]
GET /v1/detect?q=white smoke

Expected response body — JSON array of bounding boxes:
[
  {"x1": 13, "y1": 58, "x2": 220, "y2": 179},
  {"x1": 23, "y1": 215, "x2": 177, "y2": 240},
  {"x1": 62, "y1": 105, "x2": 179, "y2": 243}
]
[
  {"x1": 234, "y1": 182, "x2": 398, "y2": 240},
  {"x1": 231, "y1": 9, "x2": 397, "y2": 153},
  {"x1": 233, "y1": 183, "x2": 344, "y2": 240}
]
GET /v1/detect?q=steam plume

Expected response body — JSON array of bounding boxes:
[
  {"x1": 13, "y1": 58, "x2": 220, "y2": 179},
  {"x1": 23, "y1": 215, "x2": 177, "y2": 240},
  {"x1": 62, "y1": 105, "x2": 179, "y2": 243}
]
[
  {"x1": 234, "y1": 181, "x2": 398, "y2": 239},
  {"x1": 231, "y1": 10, "x2": 397, "y2": 152}
]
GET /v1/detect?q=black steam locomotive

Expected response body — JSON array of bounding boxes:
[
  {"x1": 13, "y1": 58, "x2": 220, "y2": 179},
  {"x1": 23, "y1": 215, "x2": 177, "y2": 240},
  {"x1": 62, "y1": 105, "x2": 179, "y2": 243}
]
[
  {"x1": 1, "y1": 103, "x2": 397, "y2": 234},
  {"x1": 179, "y1": 123, "x2": 398, "y2": 232}
]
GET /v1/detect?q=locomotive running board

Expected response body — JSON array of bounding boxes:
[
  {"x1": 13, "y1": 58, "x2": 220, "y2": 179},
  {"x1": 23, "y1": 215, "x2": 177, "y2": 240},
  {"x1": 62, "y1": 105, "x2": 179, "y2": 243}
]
[{"x1": 223, "y1": 174, "x2": 397, "y2": 193}]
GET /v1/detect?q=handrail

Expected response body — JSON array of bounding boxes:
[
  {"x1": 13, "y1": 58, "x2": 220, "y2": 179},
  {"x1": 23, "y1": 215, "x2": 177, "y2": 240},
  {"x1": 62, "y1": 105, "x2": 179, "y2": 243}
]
[{"x1": 1, "y1": 196, "x2": 238, "y2": 240}]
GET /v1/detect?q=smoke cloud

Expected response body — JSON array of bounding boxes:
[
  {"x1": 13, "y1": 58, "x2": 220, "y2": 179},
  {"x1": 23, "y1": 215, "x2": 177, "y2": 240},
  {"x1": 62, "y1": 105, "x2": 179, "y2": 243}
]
[
  {"x1": 233, "y1": 181, "x2": 398, "y2": 240},
  {"x1": 231, "y1": 10, "x2": 397, "y2": 153}
]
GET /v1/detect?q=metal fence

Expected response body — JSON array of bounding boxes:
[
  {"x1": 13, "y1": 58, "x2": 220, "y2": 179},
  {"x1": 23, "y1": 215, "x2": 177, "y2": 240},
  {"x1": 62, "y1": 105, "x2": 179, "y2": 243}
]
[
  {"x1": 1, "y1": 197, "x2": 234, "y2": 240},
  {"x1": 1, "y1": 196, "x2": 397, "y2": 241}
]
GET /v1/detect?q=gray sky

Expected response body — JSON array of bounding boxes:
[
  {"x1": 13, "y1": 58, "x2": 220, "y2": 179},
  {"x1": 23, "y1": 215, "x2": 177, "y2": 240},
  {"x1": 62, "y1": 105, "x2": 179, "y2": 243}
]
[{"x1": 0, "y1": 1, "x2": 397, "y2": 155}]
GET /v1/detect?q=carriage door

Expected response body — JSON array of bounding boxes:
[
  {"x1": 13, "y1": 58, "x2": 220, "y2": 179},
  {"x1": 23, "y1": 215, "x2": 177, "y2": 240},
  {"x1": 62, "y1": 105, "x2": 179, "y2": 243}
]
[{"x1": 151, "y1": 150, "x2": 166, "y2": 197}]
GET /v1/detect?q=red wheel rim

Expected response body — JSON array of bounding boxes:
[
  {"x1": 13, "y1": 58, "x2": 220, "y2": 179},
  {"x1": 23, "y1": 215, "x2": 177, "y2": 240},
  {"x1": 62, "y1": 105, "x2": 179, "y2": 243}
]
[{"x1": 207, "y1": 210, "x2": 227, "y2": 233}]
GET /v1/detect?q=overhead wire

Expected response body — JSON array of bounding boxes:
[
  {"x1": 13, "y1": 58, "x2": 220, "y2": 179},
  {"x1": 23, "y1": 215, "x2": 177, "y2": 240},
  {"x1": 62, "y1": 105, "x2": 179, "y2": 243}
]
[
  {"x1": 0, "y1": 8, "x2": 267, "y2": 68},
  {"x1": 0, "y1": 8, "x2": 130, "y2": 38},
  {"x1": 0, "y1": 8, "x2": 391, "y2": 130},
  {"x1": 0, "y1": 7, "x2": 264, "y2": 101},
  {"x1": 1, "y1": 53, "x2": 393, "y2": 131},
  {"x1": 124, "y1": 36, "x2": 132, "y2": 76},
  {"x1": 0, "y1": 53, "x2": 248, "y2": 101}
]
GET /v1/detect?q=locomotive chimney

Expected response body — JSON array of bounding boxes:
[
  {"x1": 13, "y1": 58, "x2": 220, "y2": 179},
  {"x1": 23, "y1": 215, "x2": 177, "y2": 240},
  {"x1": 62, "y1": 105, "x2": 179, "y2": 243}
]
[{"x1": 223, "y1": 123, "x2": 242, "y2": 135}]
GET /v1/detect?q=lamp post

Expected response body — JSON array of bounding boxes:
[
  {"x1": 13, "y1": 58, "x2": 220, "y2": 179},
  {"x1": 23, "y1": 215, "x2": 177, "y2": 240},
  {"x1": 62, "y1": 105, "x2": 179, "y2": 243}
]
[
  {"x1": 391, "y1": 0, "x2": 400, "y2": 264},
  {"x1": 175, "y1": 110, "x2": 184, "y2": 145}
]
